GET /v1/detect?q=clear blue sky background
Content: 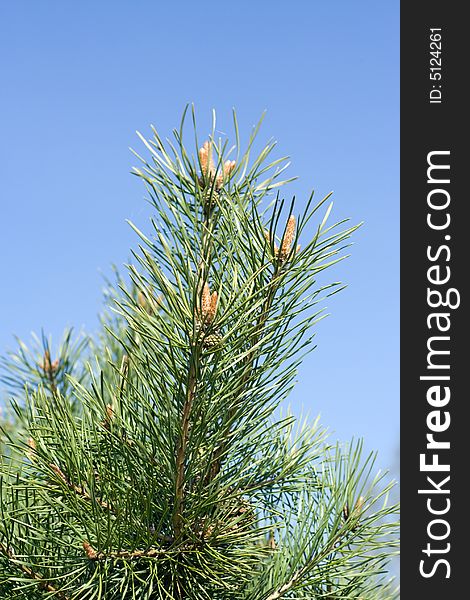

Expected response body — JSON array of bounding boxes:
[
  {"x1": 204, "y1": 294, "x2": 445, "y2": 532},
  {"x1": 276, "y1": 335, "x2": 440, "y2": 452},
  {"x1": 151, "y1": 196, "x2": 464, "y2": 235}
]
[{"x1": 0, "y1": 1, "x2": 399, "y2": 473}]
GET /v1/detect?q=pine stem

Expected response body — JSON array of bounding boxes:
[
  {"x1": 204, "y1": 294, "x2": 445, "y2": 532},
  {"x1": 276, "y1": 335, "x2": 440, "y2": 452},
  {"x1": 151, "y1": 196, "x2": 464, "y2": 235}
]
[
  {"x1": 83, "y1": 541, "x2": 174, "y2": 561},
  {"x1": 173, "y1": 357, "x2": 197, "y2": 537},
  {"x1": 207, "y1": 264, "x2": 282, "y2": 483},
  {"x1": 173, "y1": 202, "x2": 212, "y2": 539}
]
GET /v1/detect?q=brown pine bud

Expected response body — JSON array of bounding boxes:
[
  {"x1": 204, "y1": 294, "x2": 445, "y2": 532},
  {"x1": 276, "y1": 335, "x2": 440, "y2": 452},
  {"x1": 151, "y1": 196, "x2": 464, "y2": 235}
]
[
  {"x1": 208, "y1": 290, "x2": 218, "y2": 322},
  {"x1": 26, "y1": 436, "x2": 37, "y2": 461},
  {"x1": 279, "y1": 215, "x2": 296, "y2": 260},
  {"x1": 223, "y1": 159, "x2": 236, "y2": 177},
  {"x1": 354, "y1": 495, "x2": 365, "y2": 515},
  {"x1": 42, "y1": 349, "x2": 51, "y2": 371},
  {"x1": 137, "y1": 290, "x2": 147, "y2": 309},
  {"x1": 268, "y1": 530, "x2": 276, "y2": 550},
  {"x1": 199, "y1": 141, "x2": 216, "y2": 179},
  {"x1": 50, "y1": 463, "x2": 68, "y2": 485},
  {"x1": 83, "y1": 540, "x2": 98, "y2": 560},
  {"x1": 201, "y1": 282, "x2": 212, "y2": 319},
  {"x1": 264, "y1": 230, "x2": 279, "y2": 255},
  {"x1": 199, "y1": 282, "x2": 219, "y2": 324},
  {"x1": 199, "y1": 140, "x2": 235, "y2": 190},
  {"x1": 101, "y1": 403, "x2": 115, "y2": 429},
  {"x1": 138, "y1": 287, "x2": 161, "y2": 315},
  {"x1": 215, "y1": 159, "x2": 236, "y2": 189},
  {"x1": 40, "y1": 351, "x2": 59, "y2": 375},
  {"x1": 343, "y1": 495, "x2": 365, "y2": 531},
  {"x1": 265, "y1": 217, "x2": 299, "y2": 263}
]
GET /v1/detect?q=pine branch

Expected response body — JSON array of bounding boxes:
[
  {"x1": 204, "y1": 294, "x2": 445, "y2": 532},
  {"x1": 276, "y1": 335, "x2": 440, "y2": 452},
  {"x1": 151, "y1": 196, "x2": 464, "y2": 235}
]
[
  {"x1": 49, "y1": 462, "x2": 114, "y2": 512},
  {"x1": 173, "y1": 355, "x2": 198, "y2": 538},
  {"x1": 0, "y1": 542, "x2": 70, "y2": 600},
  {"x1": 0, "y1": 110, "x2": 397, "y2": 599},
  {"x1": 264, "y1": 569, "x2": 303, "y2": 600},
  {"x1": 206, "y1": 211, "x2": 294, "y2": 484},
  {"x1": 173, "y1": 183, "x2": 214, "y2": 538},
  {"x1": 49, "y1": 454, "x2": 174, "y2": 544},
  {"x1": 82, "y1": 540, "x2": 173, "y2": 561}
]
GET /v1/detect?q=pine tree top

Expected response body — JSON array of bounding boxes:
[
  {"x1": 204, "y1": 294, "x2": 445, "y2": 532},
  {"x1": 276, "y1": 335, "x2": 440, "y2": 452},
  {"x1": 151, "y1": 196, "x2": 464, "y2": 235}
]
[{"x1": 0, "y1": 107, "x2": 398, "y2": 600}]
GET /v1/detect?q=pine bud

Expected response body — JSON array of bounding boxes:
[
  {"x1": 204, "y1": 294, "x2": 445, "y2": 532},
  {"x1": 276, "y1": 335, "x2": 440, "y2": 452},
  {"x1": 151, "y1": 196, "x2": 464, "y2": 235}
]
[
  {"x1": 194, "y1": 282, "x2": 222, "y2": 349},
  {"x1": 199, "y1": 141, "x2": 215, "y2": 178},
  {"x1": 50, "y1": 463, "x2": 68, "y2": 485},
  {"x1": 279, "y1": 215, "x2": 296, "y2": 261},
  {"x1": 198, "y1": 140, "x2": 235, "y2": 190},
  {"x1": 265, "y1": 216, "x2": 299, "y2": 263},
  {"x1": 354, "y1": 495, "x2": 365, "y2": 515},
  {"x1": 26, "y1": 436, "x2": 37, "y2": 461},
  {"x1": 199, "y1": 282, "x2": 218, "y2": 324},
  {"x1": 343, "y1": 495, "x2": 365, "y2": 531},
  {"x1": 138, "y1": 287, "x2": 161, "y2": 315},
  {"x1": 268, "y1": 530, "x2": 276, "y2": 550},
  {"x1": 201, "y1": 282, "x2": 211, "y2": 319},
  {"x1": 215, "y1": 159, "x2": 236, "y2": 189},
  {"x1": 101, "y1": 403, "x2": 115, "y2": 429},
  {"x1": 264, "y1": 230, "x2": 279, "y2": 255},
  {"x1": 137, "y1": 289, "x2": 148, "y2": 310},
  {"x1": 39, "y1": 350, "x2": 59, "y2": 375},
  {"x1": 199, "y1": 140, "x2": 218, "y2": 190},
  {"x1": 223, "y1": 159, "x2": 236, "y2": 177},
  {"x1": 208, "y1": 290, "x2": 218, "y2": 322},
  {"x1": 83, "y1": 540, "x2": 98, "y2": 560}
]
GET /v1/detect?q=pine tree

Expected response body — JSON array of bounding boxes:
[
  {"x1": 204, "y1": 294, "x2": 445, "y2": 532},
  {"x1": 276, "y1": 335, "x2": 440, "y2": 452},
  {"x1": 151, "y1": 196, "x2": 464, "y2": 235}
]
[{"x1": 0, "y1": 108, "x2": 398, "y2": 599}]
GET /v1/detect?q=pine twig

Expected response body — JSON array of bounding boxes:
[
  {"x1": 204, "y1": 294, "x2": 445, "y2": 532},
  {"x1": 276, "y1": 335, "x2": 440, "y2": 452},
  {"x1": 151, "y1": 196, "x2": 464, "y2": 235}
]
[
  {"x1": 50, "y1": 463, "x2": 174, "y2": 544},
  {"x1": 0, "y1": 542, "x2": 70, "y2": 599},
  {"x1": 173, "y1": 204, "x2": 212, "y2": 538},
  {"x1": 207, "y1": 258, "x2": 283, "y2": 484},
  {"x1": 49, "y1": 463, "x2": 114, "y2": 512},
  {"x1": 264, "y1": 518, "x2": 364, "y2": 600},
  {"x1": 173, "y1": 358, "x2": 197, "y2": 537},
  {"x1": 82, "y1": 540, "x2": 171, "y2": 562},
  {"x1": 265, "y1": 569, "x2": 303, "y2": 600}
]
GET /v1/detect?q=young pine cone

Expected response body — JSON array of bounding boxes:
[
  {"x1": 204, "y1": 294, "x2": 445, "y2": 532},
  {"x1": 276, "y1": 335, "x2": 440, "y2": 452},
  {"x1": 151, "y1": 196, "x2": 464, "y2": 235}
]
[
  {"x1": 194, "y1": 321, "x2": 223, "y2": 349},
  {"x1": 203, "y1": 331, "x2": 223, "y2": 349}
]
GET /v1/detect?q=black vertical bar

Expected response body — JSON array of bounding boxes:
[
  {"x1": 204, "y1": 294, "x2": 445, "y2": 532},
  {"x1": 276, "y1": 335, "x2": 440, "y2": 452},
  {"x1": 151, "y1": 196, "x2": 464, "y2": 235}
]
[{"x1": 401, "y1": 3, "x2": 466, "y2": 598}]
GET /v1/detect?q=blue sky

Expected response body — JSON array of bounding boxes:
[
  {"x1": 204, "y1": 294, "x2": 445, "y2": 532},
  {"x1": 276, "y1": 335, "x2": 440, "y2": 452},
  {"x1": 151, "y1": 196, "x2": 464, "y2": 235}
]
[{"x1": 0, "y1": 1, "x2": 399, "y2": 472}]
